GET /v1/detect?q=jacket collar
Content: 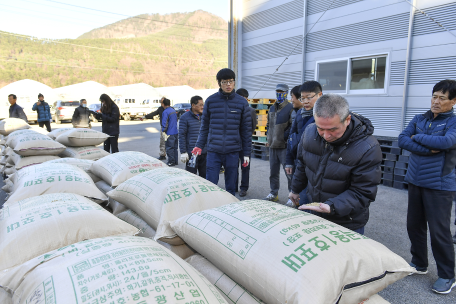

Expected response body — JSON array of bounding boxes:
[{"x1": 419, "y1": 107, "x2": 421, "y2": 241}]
[
  {"x1": 190, "y1": 110, "x2": 201, "y2": 120},
  {"x1": 424, "y1": 109, "x2": 454, "y2": 120},
  {"x1": 218, "y1": 89, "x2": 236, "y2": 100},
  {"x1": 275, "y1": 99, "x2": 290, "y2": 110}
]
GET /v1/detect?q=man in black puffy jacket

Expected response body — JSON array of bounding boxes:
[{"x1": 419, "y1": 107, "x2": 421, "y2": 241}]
[
  {"x1": 289, "y1": 94, "x2": 382, "y2": 234},
  {"x1": 193, "y1": 68, "x2": 252, "y2": 195},
  {"x1": 72, "y1": 99, "x2": 91, "y2": 128},
  {"x1": 179, "y1": 95, "x2": 206, "y2": 177}
]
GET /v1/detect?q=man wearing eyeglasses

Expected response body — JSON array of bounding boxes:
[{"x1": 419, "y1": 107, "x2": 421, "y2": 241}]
[
  {"x1": 263, "y1": 84, "x2": 294, "y2": 202},
  {"x1": 285, "y1": 81, "x2": 323, "y2": 207},
  {"x1": 192, "y1": 68, "x2": 252, "y2": 196},
  {"x1": 398, "y1": 79, "x2": 456, "y2": 294}
]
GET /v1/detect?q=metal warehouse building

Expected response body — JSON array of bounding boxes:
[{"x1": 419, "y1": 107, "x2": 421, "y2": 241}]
[{"x1": 229, "y1": 0, "x2": 456, "y2": 137}]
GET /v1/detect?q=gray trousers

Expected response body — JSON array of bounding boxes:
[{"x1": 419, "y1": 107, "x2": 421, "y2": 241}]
[
  {"x1": 159, "y1": 130, "x2": 166, "y2": 157},
  {"x1": 269, "y1": 148, "x2": 292, "y2": 196}
]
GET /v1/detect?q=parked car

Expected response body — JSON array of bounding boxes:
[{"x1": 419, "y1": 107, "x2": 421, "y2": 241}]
[
  {"x1": 88, "y1": 104, "x2": 101, "y2": 122},
  {"x1": 174, "y1": 103, "x2": 191, "y2": 119},
  {"x1": 51, "y1": 100, "x2": 80, "y2": 124}
]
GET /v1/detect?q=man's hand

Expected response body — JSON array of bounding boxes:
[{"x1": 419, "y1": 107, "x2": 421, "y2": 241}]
[
  {"x1": 192, "y1": 147, "x2": 202, "y2": 156},
  {"x1": 285, "y1": 167, "x2": 293, "y2": 175},
  {"x1": 242, "y1": 157, "x2": 250, "y2": 167},
  {"x1": 288, "y1": 192, "x2": 300, "y2": 206},
  {"x1": 411, "y1": 135, "x2": 415, "y2": 139},
  {"x1": 37, "y1": 101, "x2": 41, "y2": 105},
  {"x1": 180, "y1": 153, "x2": 189, "y2": 163},
  {"x1": 299, "y1": 203, "x2": 331, "y2": 213},
  {"x1": 431, "y1": 150, "x2": 440, "y2": 153},
  {"x1": 266, "y1": 143, "x2": 269, "y2": 147}
]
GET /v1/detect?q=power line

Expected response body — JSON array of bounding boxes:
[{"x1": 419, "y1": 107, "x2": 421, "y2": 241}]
[
  {"x1": 0, "y1": 56, "x2": 216, "y2": 77},
  {"x1": 0, "y1": 31, "x2": 228, "y2": 63},
  {"x1": 1, "y1": 4, "x2": 223, "y2": 43},
  {"x1": 252, "y1": 0, "x2": 337, "y2": 97},
  {"x1": 403, "y1": 0, "x2": 456, "y2": 40},
  {"x1": 41, "y1": 0, "x2": 228, "y2": 32}
]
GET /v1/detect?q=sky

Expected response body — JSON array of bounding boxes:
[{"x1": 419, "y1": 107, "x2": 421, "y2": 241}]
[{"x1": 0, "y1": 0, "x2": 229, "y2": 39}]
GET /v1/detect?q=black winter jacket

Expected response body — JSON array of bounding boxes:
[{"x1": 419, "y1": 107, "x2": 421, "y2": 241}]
[
  {"x1": 179, "y1": 111, "x2": 206, "y2": 154},
  {"x1": 72, "y1": 106, "x2": 91, "y2": 128},
  {"x1": 9, "y1": 103, "x2": 28, "y2": 122},
  {"x1": 291, "y1": 113, "x2": 382, "y2": 230},
  {"x1": 249, "y1": 107, "x2": 257, "y2": 135},
  {"x1": 267, "y1": 100, "x2": 293, "y2": 148},
  {"x1": 94, "y1": 103, "x2": 120, "y2": 136},
  {"x1": 196, "y1": 89, "x2": 252, "y2": 155},
  {"x1": 145, "y1": 106, "x2": 164, "y2": 123}
]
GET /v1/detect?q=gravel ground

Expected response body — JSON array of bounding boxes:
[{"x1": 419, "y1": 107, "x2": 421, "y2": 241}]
[{"x1": 1, "y1": 120, "x2": 455, "y2": 303}]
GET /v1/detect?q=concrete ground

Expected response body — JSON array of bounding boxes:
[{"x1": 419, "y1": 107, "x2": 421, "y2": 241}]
[{"x1": 2, "y1": 119, "x2": 456, "y2": 303}]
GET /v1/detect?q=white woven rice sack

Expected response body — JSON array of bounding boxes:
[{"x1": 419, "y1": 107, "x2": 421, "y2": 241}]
[
  {"x1": 4, "y1": 129, "x2": 39, "y2": 147},
  {"x1": 59, "y1": 146, "x2": 110, "y2": 160},
  {"x1": 117, "y1": 209, "x2": 195, "y2": 260},
  {"x1": 47, "y1": 127, "x2": 72, "y2": 139},
  {"x1": 0, "y1": 118, "x2": 30, "y2": 136},
  {"x1": 186, "y1": 254, "x2": 264, "y2": 304},
  {"x1": 9, "y1": 133, "x2": 65, "y2": 156},
  {"x1": 1, "y1": 179, "x2": 14, "y2": 193},
  {"x1": 55, "y1": 128, "x2": 109, "y2": 147},
  {"x1": 91, "y1": 151, "x2": 167, "y2": 187},
  {"x1": 95, "y1": 180, "x2": 127, "y2": 215},
  {"x1": 3, "y1": 167, "x2": 15, "y2": 176},
  {"x1": 10, "y1": 152, "x2": 59, "y2": 170},
  {"x1": 44, "y1": 158, "x2": 100, "y2": 182},
  {"x1": 107, "y1": 167, "x2": 239, "y2": 245},
  {"x1": 171, "y1": 200, "x2": 414, "y2": 304},
  {"x1": 4, "y1": 163, "x2": 107, "y2": 206},
  {"x1": 0, "y1": 289, "x2": 12, "y2": 304},
  {"x1": 358, "y1": 294, "x2": 390, "y2": 304},
  {"x1": 0, "y1": 193, "x2": 138, "y2": 271},
  {"x1": 0, "y1": 236, "x2": 229, "y2": 304}
]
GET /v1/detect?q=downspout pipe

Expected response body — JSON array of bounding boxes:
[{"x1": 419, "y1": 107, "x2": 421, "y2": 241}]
[
  {"x1": 301, "y1": 0, "x2": 308, "y2": 82},
  {"x1": 400, "y1": 0, "x2": 416, "y2": 131}
]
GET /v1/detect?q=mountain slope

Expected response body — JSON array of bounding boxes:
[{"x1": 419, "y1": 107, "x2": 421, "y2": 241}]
[{"x1": 0, "y1": 11, "x2": 227, "y2": 89}]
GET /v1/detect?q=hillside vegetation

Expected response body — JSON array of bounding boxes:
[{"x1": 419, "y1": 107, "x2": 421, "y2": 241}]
[{"x1": 0, "y1": 10, "x2": 228, "y2": 89}]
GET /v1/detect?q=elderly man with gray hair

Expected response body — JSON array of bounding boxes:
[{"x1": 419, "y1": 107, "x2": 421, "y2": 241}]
[{"x1": 288, "y1": 94, "x2": 382, "y2": 234}]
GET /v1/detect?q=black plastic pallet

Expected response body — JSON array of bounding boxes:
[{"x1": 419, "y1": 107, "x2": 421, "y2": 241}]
[
  {"x1": 395, "y1": 161, "x2": 408, "y2": 169},
  {"x1": 394, "y1": 174, "x2": 406, "y2": 182},
  {"x1": 402, "y1": 149, "x2": 412, "y2": 156},
  {"x1": 383, "y1": 173, "x2": 393, "y2": 180},
  {"x1": 398, "y1": 155, "x2": 409, "y2": 162},
  {"x1": 382, "y1": 179, "x2": 394, "y2": 187},
  {"x1": 393, "y1": 181, "x2": 408, "y2": 190},
  {"x1": 252, "y1": 153, "x2": 269, "y2": 161}
]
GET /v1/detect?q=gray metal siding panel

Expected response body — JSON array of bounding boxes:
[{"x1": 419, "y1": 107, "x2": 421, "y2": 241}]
[
  {"x1": 307, "y1": 0, "x2": 364, "y2": 16},
  {"x1": 404, "y1": 108, "x2": 428, "y2": 126},
  {"x1": 242, "y1": 71, "x2": 302, "y2": 93},
  {"x1": 242, "y1": 36, "x2": 303, "y2": 63},
  {"x1": 408, "y1": 56, "x2": 456, "y2": 85},
  {"x1": 390, "y1": 61, "x2": 405, "y2": 86},
  {"x1": 304, "y1": 70, "x2": 315, "y2": 81},
  {"x1": 306, "y1": 13, "x2": 409, "y2": 53},
  {"x1": 243, "y1": 0, "x2": 304, "y2": 33},
  {"x1": 413, "y1": 3, "x2": 456, "y2": 36},
  {"x1": 351, "y1": 107, "x2": 401, "y2": 131}
]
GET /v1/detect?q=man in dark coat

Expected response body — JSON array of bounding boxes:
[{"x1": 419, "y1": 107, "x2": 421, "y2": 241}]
[
  {"x1": 235, "y1": 88, "x2": 257, "y2": 197},
  {"x1": 179, "y1": 95, "x2": 206, "y2": 177},
  {"x1": 398, "y1": 79, "x2": 456, "y2": 294},
  {"x1": 32, "y1": 93, "x2": 52, "y2": 131},
  {"x1": 144, "y1": 97, "x2": 166, "y2": 160},
  {"x1": 8, "y1": 94, "x2": 28, "y2": 122},
  {"x1": 72, "y1": 99, "x2": 91, "y2": 128},
  {"x1": 264, "y1": 84, "x2": 294, "y2": 202},
  {"x1": 193, "y1": 68, "x2": 252, "y2": 196},
  {"x1": 289, "y1": 94, "x2": 382, "y2": 235}
]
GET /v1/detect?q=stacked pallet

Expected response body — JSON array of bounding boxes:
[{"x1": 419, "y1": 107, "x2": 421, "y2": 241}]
[
  {"x1": 378, "y1": 137, "x2": 410, "y2": 190},
  {"x1": 248, "y1": 98, "x2": 275, "y2": 161}
]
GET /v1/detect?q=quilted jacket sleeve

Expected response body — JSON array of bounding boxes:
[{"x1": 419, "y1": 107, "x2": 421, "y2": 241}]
[
  {"x1": 291, "y1": 129, "x2": 309, "y2": 194},
  {"x1": 325, "y1": 143, "x2": 382, "y2": 217},
  {"x1": 178, "y1": 115, "x2": 188, "y2": 154},
  {"x1": 196, "y1": 100, "x2": 210, "y2": 149},
  {"x1": 240, "y1": 102, "x2": 252, "y2": 156},
  {"x1": 412, "y1": 119, "x2": 456, "y2": 150},
  {"x1": 398, "y1": 115, "x2": 432, "y2": 155}
]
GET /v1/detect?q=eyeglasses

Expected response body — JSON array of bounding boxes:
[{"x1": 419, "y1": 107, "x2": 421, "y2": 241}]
[
  {"x1": 221, "y1": 80, "x2": 235, "y2": 85},
  {"x1": 299, "y1": 94, "x2": 317, "y2": 102}
]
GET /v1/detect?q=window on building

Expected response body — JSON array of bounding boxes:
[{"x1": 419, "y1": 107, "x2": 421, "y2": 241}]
[
  {"x1": 316, "y1": 54, "x2": 388, "y2": 94},
  {"x1": 318, "y1": 60, "x2": 348, "y2": 92}
]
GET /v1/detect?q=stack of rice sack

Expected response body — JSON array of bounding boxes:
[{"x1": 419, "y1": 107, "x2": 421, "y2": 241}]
[
  {"x1": 54, "y1": 128, "x2": 110, "y2": 160},
  {"x1": 0, "y1": 118, "x2": 31, "y2": 177}
]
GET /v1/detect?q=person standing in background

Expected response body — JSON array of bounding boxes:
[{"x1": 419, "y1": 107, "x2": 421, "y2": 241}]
[
  {"x1": 72, "y1": 99, "x2": 91, "y2": 129},
  {"x1": 143, "y1": 97, "x2": 166, "y2": 160},
  {"x1": 263, "y1": 84, "x2": 294, "y2": 202},
  {"x1": 285, "y1": 81, "x2": 322, "y2": 207},
  {"x1": 235, "y1": 88, "x2": 257, "y2": 197},
  {"x1": 93, "y1": 94, "x2": 120, "y2": 153},
  {"x1": 193, "y1": 68, "x2": 252, "y2": 196},
  {"x1": 161, "y1": 98, "x2": 178, "y2": 166},
  {"x1": 8, "y1": 94, "x2": 27, "y2": 122},
  {"x1": 32, "y1": 93, "x2": 52, "y2": 132},
  {"x1": 179, "y1": 96, "x2": 206, "y2": 177}
]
